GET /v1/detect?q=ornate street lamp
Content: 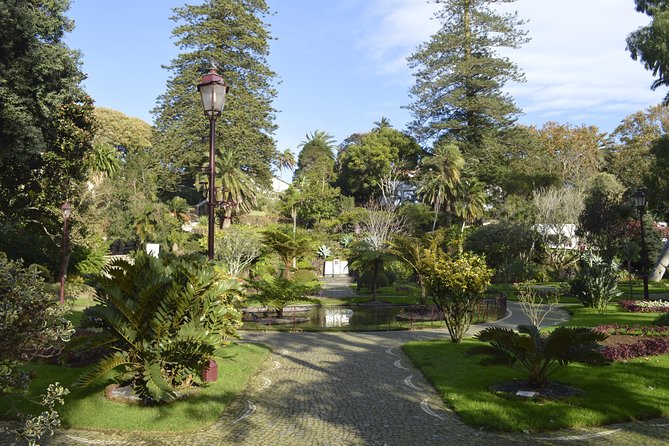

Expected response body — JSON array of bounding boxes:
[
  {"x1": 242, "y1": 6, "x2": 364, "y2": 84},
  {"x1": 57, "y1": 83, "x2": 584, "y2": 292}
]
[
  {"x1": 198, "y1": 64, "x2": 229, "y2": 260},
  {"x1": 634, "y1": 189, "x2": 650, "y2": 301},
  {"x1": 59, "y1": 202, "x2": 72, "y2": 305}
]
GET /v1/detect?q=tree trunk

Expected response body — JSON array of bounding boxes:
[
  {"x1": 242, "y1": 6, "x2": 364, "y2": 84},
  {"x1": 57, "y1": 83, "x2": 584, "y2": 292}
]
[
  {"x1": 222, "y1": 207, "x2": 232, "y2": 229},
  {"x1": 650, "y1": 239, "x2": 669, "y2": 282}
]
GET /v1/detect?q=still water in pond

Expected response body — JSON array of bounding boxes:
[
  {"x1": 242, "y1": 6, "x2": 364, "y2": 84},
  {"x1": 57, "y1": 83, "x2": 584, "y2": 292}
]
[{"x1": 246, "y1": 305, "x2": 432, "y2": 330}]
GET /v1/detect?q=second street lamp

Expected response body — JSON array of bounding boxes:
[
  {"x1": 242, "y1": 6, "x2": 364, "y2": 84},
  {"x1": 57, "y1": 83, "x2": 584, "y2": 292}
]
[
  {"x1": 634, "y1": 189, "x2": 650, "y2": 301},
  {"x1": 198, "y1": 64, "x2": 229, "y2": 260},
  {"x1": 59, "y1": 202, "x2": 72, "y2": 305}
]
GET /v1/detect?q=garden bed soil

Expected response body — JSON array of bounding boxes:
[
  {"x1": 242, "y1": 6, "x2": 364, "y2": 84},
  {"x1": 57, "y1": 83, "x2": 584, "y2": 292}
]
[
  {"x1": 490, "y1": 380, "x2": 584, "y2": 400},
  {"x1": 600, "y1": 334, "x2": 656, "y2": 347}
]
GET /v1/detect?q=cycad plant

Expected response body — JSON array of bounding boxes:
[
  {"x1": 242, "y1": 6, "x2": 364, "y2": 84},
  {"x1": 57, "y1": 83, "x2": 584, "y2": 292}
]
[
  {"x1": 468, "y1": 325, "x2": 610, "y2": 389},
  {"x1": 74, "y1": 253, "x2": 243, "y2": 403}
]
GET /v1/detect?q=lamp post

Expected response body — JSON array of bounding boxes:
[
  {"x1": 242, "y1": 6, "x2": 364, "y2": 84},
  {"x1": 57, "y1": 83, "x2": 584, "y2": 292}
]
[
  {"x1": 59, "y1": 202, "x2": 72, "y2": 305},
  {"x1": 198, "y1": 65, "x2": 229, "y2": 260},
  {"x1": 634, "y1": 189, "x2": 650, "y2": 301}
]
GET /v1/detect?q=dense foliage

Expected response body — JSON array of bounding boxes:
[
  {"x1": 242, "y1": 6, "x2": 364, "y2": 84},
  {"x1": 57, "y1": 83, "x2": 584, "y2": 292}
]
[
  {"x1": 0, "y1": 254, "x2": 73, "y2": 394},
  {"x1": 421, "y1": 252, "x2": 493, "y2": 343},
  {"x1": 570, "y1": 254, "x2": 622, "y2": 313},
  {"x1": 469, "y1": 325, "x2": 610, "y2": 388},
  {"x1": 75, "y1": 253, "x2": 243, "y2": 403},
  {"x1": 153, "y1": 0, "x2": 277, "y2": 189},
  {"x1": 407, "y1": 0, "x2": 527, "y2": 186},
  {"x1": 246, "y1": 275, "x2": 319, "y2": 318}
]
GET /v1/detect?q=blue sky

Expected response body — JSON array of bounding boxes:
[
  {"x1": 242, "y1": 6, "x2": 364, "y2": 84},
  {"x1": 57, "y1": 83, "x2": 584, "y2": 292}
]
[{"x1": 65, "y1": 0, "x2": 665, "y2": 178}]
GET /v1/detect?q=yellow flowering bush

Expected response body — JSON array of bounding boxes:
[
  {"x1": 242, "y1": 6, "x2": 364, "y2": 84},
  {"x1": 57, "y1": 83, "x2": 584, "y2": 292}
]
[{"x1": 421, "y1": 252, "x2": 493, "y2": 343}]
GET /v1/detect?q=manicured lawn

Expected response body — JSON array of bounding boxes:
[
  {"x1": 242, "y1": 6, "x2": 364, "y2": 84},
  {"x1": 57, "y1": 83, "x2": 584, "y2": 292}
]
[
  {"x1": 562, "y1": 304, "x2": 661, "y2": 327},
  {"x1": 402, "y1": 303, "x2": 669, "y2": 432},
  {"x1": 1, "y1": 343, "x2": 270, "y2": 432},
  {"x1": 403, "y1": 339, "x2": 669, "y2": 432}
]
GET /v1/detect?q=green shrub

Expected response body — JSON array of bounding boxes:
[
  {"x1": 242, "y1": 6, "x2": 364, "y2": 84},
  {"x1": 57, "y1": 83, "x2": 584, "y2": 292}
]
[
  {"x1": 655, "y1": 313, "x2": 669, "y2": 326},
  {"x1": 292, "y1": 269, "x2": 319, "y2": 285},
  {"x1": 570, "y1": 254, "x2": 622, "y2": 313},
  {"x1": 468, "y1": 324, "x2": 610, "y2": 389},
  {"x1": 420, "y1": 252, "x2": 493, "y2": 343},
  {"x1": 358, "y1": 270, "x2": 389, "y2": 290},
  {"x1": 246, "y1": 275, "x2": 319, "y2": 318},
  {"x1": 74, "y1": 252, "x2": 243, "y2": 403},
  {"x1": 384, "y1": 259, "x2": 414, "y2": 284},
  {"x1": 0, "y1": 253, "x2": 74, "y2": 394}
]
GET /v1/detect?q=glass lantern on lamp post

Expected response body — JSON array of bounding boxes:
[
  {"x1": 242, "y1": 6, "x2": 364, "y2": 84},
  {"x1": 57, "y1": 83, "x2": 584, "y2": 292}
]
[
  {"x1": 197, "y1": 65, "x2": 229, "y2": 260},
  {"x1": 633, "y1": 189, "x2": 650, "y2": 301}
]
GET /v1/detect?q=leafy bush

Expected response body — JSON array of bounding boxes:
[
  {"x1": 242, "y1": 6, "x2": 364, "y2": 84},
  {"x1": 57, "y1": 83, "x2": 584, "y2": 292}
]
[
  {"x1": 468, "y1": 325, "x2": 610, "y2": 389},
  {"x1": 384, "y1": 259, "x2": 414, "y2": 284},
  {"x1": 570, "y1": 254, "x2": 622, "y2": 313},
  {"x1": 246, "y1": 275, "x2": 319, "y2": 318},
  {"x1": 619, "y1": 299, "x2": 669, "y2": 313},
  {"x1": 595, "y1": 324, "x2": 669, "y2": 336},
  {"x1": 358, "y1": 270, "x2": 389, "y2": 290},
  {"x1": 0, "y1": 253, "x2": 74, "y2": 394},
  {"x1": 420, "y1": 252, "x2": 494, "y2": 343},
  {"x1": 655, "y1": 313, "x2": 669, "y2": 326},
  {"x1": 292, "y1": 269, "x2": 319, "y2": 285},
  {"x1": 74, "y1": 252, "x2": 243, "y2": 403}
]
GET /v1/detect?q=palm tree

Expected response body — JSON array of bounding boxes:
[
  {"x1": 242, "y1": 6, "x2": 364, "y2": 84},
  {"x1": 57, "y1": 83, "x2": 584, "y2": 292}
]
[
  {"x1": 199, "y1": 150, "x2": 257, "y2": 229},
  {"x1": 261, "y1": 228, "x2": 313, "y2": 278},
  {"x1": 417, "y1": 142, "x2": 464, "y2": 231},
  {"x1": 454, "y1": 177, "x2": 487, "y2": 234},
  {"x1": 373, "y1": 117, "x2": 392, "y2": 131},
  {"x1": 298, "y1": 130, "x2": 336, "y2": 150},
  {"x1": 469, "y1": 325, "x2": 609, "y2": 389},
  {"x1": 275, "y1": 148, "x2": 296, "y2": 174}
]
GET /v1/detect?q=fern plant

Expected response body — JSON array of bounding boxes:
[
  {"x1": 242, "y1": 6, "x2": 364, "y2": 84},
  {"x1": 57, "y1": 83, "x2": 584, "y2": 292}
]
[
  {"x1": 468, "y1": 325, "x2": 610, "y2": 389},
  {"x1": 73, "y1": 253, "x2": 243, "y2": 403}
]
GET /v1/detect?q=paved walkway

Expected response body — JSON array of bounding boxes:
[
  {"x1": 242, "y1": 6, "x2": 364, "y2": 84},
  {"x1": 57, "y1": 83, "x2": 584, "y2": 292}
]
[{"x1": 3, "y1": 304, "x2": 669, "y2": 445}]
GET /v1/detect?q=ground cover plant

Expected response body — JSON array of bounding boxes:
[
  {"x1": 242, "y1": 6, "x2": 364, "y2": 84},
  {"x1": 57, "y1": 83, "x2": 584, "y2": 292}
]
[
  {"x1": 2, "y1": 343, "x2": 269, "y2": 432},
  {"x1": 619, "y1": 299, "x2": 669, "y2": 312}
]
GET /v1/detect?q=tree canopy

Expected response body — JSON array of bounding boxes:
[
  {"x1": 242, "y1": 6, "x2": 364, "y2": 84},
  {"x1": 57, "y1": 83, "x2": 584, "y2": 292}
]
[{"x1": 153, "y1": 0, "x2": 277, "y2": 189}]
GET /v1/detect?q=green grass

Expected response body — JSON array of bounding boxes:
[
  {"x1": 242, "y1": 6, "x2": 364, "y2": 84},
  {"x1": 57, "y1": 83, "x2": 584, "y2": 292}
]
[
  {"x1": 403, "y1": 339, "x2": 669, "y2": 432},
  {"x1": 562, "y1": 304, "x2": 661, "y2": 327},
  {"x1": 1, "y1": 343, "x2": 270, "y2": 432},
  {"x1": 402, "y1": 302, "x2": 669, "y2": 432}
]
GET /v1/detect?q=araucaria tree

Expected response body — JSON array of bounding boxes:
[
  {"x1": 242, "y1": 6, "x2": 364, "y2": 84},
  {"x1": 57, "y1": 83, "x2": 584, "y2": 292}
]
[
  {"x1": 153, "y1": 0, "x2": 277, "y2": 188},
  {"x1": 407, "y1": 0, "x2": 528, "y2": 185}
]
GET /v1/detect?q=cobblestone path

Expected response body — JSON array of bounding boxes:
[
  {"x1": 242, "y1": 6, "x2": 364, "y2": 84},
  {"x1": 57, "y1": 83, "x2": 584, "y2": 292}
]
[
  {"x1": 2, "y1": 303, "x2": 669, "y2": 445},
  {"x1": 3, "y1": 326, "x2": 668, "y2": 445}
]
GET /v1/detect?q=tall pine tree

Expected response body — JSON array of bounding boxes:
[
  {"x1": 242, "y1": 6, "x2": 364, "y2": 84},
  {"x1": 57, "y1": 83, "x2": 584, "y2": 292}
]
[
  {"x1": 153, "y1": 0, "x2": 277, "y2": 189},
  {"x1": 406, "y1": 0, "x2": 527, "y2": 186}
]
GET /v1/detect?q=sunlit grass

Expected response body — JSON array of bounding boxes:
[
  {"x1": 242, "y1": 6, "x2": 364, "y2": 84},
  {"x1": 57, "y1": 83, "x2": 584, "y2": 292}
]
[{"x1": 1, "y1": 343, "x2": 270, "y2": 432}]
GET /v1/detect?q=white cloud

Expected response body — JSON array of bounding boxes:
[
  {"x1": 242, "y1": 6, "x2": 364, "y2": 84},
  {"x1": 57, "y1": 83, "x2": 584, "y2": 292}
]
[{"x1": 356, "y1": 0, "x2": 665, "y2": 131}]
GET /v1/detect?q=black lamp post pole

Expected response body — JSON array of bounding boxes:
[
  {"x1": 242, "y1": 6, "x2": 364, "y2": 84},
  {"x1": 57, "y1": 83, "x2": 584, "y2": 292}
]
[
  {"x1": 59, "y1": 203, "x2": 71, "y2": 305},
  {"x1": 208, "y1": 117, "x2": 216, "y2": 260},
  {"x1": 638, "y1": 204, "x2": 650, "y2": 301}
]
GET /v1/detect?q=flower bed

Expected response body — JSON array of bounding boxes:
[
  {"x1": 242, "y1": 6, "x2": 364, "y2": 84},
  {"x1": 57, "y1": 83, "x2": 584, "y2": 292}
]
[
  {"x1": 601, "y1": 337, "x2": 669, "y2": 361},
  {"x1": 596, "y1": 324, "x2": 669, "y2": 360},
  {"x1": 618, "y1": 299, "x2": 669, "y2": 313},
  {"x1": 594, "y1": 324, "x2": 669, "y2": 336}
]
